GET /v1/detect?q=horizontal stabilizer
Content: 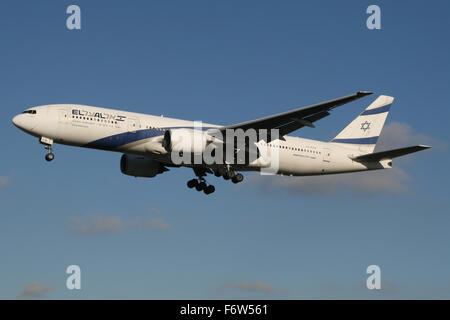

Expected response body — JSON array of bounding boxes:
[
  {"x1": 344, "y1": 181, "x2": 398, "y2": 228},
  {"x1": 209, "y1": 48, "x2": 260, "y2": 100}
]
[{"x1": 352, "y1": 145, "x2": 431, "y2": 162}]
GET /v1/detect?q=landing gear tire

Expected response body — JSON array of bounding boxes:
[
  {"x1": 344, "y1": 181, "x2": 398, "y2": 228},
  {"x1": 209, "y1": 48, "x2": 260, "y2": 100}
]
[
  {"x1": 231, "y1": 173, "x2": 244, "y2": 184},
  {"x1": 204, "y1": 185, "x2": 215, "y2": 195},
  {"x1": 187, "y1": 179, "x2": 198, "y2": 189},
  {"x1": 189, "y1": 168, "x2": 216, "y2": 194},
  {"x1": 223, "y1": 171, "x2": 235, "y2": 180},
  {"x1": 45, "y1": 153, "x2": 55, "y2": 162},
  {"x1": 195, "y1": 181, "x2": 206, "y2": 191}
]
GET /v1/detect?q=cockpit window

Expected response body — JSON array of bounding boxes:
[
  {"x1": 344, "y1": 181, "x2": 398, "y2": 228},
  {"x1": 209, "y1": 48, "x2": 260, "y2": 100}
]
[{"x1": 22, "y1": 110, "x2": 37, "y2": 114}]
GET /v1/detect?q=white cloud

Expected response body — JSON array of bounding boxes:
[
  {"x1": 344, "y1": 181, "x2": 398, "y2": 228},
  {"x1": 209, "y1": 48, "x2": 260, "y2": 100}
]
[
  {"x1": 68, "y1": 214, "x2": 130, "y2": 235},
  {"x1": 246, "y1": 167, "x2": 410, "y2": 196},
  {"x1": 0, "y1": 176, "x2": 8, "y2": 190},
  {"x1": 18, "y1": 281, "x2": 53, "y2": 298},
  {"x1": 376, "y1": 121, "x2": 444, "y2": 151},
  {"x1": 220, "y1": 280, "x2": 292, "y2": 296},
  {"x1": 147, "y1": 218, "x2": 171, "y2": 231},
  {"x1": 69, "y1": 214, "x2": 171, "y2": 235},
  {"x1": 244, "y1": 121, "x2": 438, "y2": 196},
  {"x1": 221, "y1": 281, "x2": 277, "y2": 293}
]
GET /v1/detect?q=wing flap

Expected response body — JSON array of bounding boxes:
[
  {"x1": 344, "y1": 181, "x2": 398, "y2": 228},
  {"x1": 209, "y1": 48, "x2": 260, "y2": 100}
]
[{"x1": 277, "y1": 111, "x2": 330, "y2": 137}]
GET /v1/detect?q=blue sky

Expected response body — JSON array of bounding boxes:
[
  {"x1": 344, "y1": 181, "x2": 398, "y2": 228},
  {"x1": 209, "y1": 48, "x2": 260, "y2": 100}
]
[{"x1": 0, "y1": 0, "x2": 449, "y2": 299}]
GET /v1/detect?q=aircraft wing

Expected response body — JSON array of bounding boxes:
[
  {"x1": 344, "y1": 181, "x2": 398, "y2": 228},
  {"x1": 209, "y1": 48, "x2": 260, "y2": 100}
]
[{"x1": 222, "y1": 91, "x2": 373, "y2": 140}]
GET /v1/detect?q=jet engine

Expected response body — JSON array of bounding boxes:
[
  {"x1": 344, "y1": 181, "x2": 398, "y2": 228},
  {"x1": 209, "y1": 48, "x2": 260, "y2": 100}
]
[
  {"x1": 120, "y1": 154, "x2": 168, "y2": 178},
  {"x1": 163, "y1": 128, "x2": 213, "y2": 154}
]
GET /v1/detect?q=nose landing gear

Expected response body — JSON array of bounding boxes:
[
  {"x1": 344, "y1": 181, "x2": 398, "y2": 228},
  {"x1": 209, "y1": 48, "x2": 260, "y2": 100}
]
[
  {"x1": 40, "y1": 137, "x2": 54, "y2": 162},
  {"x1": 45, "y1": 150, "x2": 55, "y2": 162}
]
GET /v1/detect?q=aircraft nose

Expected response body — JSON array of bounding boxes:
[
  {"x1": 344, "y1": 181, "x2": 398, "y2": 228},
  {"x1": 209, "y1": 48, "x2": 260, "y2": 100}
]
[
  {"x1": 12, "y1": 113, "x2": 36, "y2": 132},
  {"x1": 12, "y1": 114, "x2": 22, "y2": 128}
]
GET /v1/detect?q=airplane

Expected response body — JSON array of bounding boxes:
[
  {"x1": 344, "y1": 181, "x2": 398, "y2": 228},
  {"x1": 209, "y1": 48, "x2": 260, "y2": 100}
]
[{"x1": 12, "y1": 91, "x2": 430, "y2": 195}]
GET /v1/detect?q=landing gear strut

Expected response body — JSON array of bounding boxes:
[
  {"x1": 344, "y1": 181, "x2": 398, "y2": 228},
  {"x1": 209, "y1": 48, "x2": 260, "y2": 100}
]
[
  {"x1": 40, "y1": 137, "x2": 55, "y2": 162},
  {"x1": 44, "y1": 145, "x2": 54, "y2": 162}
]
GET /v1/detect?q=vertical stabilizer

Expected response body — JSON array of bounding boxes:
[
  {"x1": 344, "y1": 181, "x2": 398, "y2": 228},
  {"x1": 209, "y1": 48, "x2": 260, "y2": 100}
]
[{"x1": 331, "y1": 95, "x2": 393, "y2": 153}]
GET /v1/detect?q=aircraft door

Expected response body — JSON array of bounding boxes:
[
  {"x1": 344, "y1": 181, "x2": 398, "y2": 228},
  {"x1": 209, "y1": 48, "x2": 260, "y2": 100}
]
[
  {"x1": 58, "y1": 109, "x2": 68, "y2": 124},
  {"x1": 57, "y1": 108, "x2": 69, "y2": 141},
  {"x1": 321, "y1": 147, "x2": 332, "y2": 173},
  {"x1": 322, "y1": 148, "x2": 331, "y2": 163},
  {"x1": 127, "y1": 118, "x2": 138, "y2": 133}
]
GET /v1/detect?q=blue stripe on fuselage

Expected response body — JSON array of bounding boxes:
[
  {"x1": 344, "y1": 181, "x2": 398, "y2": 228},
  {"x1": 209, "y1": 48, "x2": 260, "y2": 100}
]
[
  {"x1": 84, "y1": 128, "x2": 163, "y2": 149},
  {"x1": 331, "y1": 136, "x2": 379, "y2": 144},
  {"x1": 83, "y1": 126, "x2": 218, "y2": 150}
]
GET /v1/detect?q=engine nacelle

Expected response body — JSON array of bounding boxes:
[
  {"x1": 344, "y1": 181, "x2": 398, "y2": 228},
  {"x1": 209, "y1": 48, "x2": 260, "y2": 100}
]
[
  {"x1": 120, "y1": 154, "x2": 168, "y2": 178},
  {"x1": 163, "y1": 128, "x2": 211, "y2": 154}
]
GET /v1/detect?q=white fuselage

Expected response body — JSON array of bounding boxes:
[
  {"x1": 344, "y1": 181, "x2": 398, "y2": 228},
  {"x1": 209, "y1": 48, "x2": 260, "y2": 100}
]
[{"x1": 12, "y1": 104, "x2": 389, "y2": 176}]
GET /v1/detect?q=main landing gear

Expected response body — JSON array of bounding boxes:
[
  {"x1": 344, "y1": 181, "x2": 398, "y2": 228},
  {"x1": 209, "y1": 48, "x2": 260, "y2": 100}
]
[
  {"x1": 187, "y1": 167, "x2": 216, "y2": 195},
  {"x1": 221, "y1": 170, "x2": 244, "y2": 184},
  {"x1": 187, "y1": 178, "x2": 215, "y2": 195},
  {"x1": 187, "y1": 167, "x2": 245, "y2": 195}
]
